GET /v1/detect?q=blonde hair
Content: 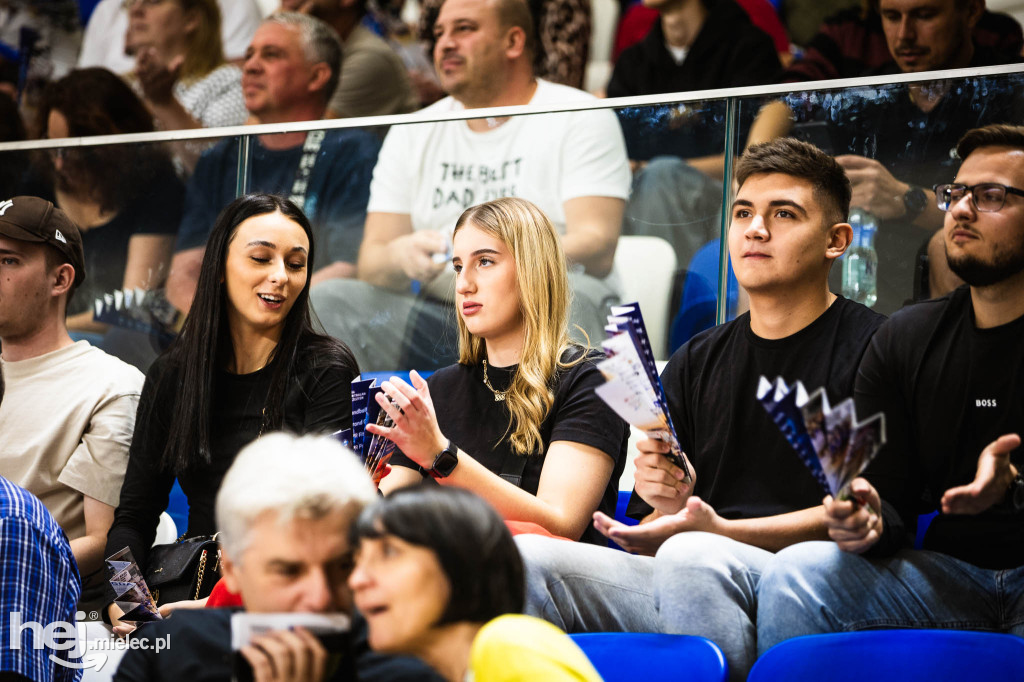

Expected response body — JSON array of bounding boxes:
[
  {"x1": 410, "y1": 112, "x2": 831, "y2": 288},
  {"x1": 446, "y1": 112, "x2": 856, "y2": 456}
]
[
  {"x1": 179, "y1": 0, "x2": 225, "y2": 83},
  {"x1": 453, "y1": 198, "x2": 583, "y2": 456}
]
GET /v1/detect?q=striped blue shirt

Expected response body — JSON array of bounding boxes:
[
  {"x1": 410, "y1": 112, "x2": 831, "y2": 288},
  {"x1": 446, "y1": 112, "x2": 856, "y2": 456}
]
[{"x1": 0, "y1": 476, "x2": 82, "y2": 681}]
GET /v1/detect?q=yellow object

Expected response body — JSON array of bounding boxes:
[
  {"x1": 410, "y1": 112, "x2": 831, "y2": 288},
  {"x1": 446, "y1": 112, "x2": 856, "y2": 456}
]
[{"x1": 468, "y1": 614, "x2": 604, "y2": 682}]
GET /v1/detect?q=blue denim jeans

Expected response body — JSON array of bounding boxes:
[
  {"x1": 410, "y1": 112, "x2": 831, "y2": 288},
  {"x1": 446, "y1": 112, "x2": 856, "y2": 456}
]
[
  {"x1": 756, "y1": 541, "x2": 1024, "y2": 655},
  {"x1": 518, "y1": 531, "x2": 773, "y2": 682}
]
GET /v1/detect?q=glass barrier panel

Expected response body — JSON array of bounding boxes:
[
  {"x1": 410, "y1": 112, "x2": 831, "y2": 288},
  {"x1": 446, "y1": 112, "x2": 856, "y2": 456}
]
[
  {"x1": 4, "y1": 137, "x2": 247, "y2": 373},
  {"x1": 732, "y1": 71, "x2": 1024, "y2": 320}
]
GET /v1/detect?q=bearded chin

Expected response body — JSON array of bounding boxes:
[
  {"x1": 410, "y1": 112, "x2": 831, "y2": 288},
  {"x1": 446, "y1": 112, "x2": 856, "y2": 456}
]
[{"x1": 946, "y1": 247, "x2": 1024, "y2": 287}]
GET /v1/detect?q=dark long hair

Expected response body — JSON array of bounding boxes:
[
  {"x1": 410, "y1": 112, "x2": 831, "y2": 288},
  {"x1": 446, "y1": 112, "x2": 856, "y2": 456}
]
[
  {"x1": 160, "y1": 193, "x2": 357, "y2": 472},
  {"x1": 351, "y1": 486, "x2": 525, "y2": 624},
  {"x1": 36, "y1": 68, "x2": 171, "y2": 214}
]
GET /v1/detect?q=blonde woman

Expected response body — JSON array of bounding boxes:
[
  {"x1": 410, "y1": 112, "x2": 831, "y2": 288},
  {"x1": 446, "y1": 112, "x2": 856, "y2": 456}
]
[
  {"x1": 372, "y1": 197, "x2": 628, "y2": 544},
  {"x1": 127, "y1": 0, "x2": 247, "y2": 133}
]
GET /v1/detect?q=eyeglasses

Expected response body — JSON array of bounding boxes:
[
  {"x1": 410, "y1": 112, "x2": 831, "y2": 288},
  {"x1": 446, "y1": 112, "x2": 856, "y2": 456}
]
[
  {"x1": 933, "y1": 182, "x2": 1024, "y2": 212},
  {"x1": 121, "y1": 0, "x2": 167, "y2": 9}
]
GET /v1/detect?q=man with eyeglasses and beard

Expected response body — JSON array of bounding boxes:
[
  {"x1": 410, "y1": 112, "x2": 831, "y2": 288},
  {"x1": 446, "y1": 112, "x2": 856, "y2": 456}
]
[{"x1": 757, "y1": 124, "x2": 1024, "y2": 649}]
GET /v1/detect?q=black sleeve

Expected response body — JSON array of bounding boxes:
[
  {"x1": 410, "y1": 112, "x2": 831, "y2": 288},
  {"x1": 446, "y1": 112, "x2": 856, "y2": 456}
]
[
  {"x1": 297, "y1": 357, "x2": 358, "y2": 435},
  {"x1": 606, "y1": 48, "x2": 639, "y2": 99},
  {"x1": 854, "y1": 322, "x2": 918, "y2": 557},
  {"x1": 112, "y1": 634, "x2": 157, "y2": 682},
  {"x1": 548, "y1": 359, "x2": 628, "y2": 463},
  {"x1": 105, "y1": 359, "x2": 177, "y2": 575}
]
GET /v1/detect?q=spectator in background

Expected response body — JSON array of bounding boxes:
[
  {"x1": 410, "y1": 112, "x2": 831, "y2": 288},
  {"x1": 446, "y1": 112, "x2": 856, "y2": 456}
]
[
  {"x1": 311, "y1": 0, "x2": 629, "y2": 372},
  {"x1": 0, "y1": 476, "x2": 82, "y2": 681},
  {"x1": 0, "y1": 196, "x2": 144, "y2": 602},
  {"x1": 124, "y1": 0, "x2": 248, "y2": 134},
  {"x1": 78, "y1": 0, "x2": 261, "y2": 75},
  {"x1": 418, "y1": 0, "x2": 592, "y2": 89},
  {"x1": 612, "y1": 0, "x2": 789, "y2": 63},
  {"x1": 747, "y1": 0, "x2": 1024, "y2": 315},
  {"x1": 165, "y1": 12, "x2": 380, "y2": 315},
  {"x1": 781, "y1": 0, "x2": 1023, "y2": 82},
  {"x1": 608, "y1": 0, "x2": 780, "y2": 97},
  {"x1": 350, "y1": 486, "x2": 603, "y2": 682},
  {"x1": 115, "y1": 432, "x2": 441, "y2": 682},
  {"x1": 609, "y1": 0, "x2": 781, "y2": 273},
  {"x1": 29, "y1": 68, "x2": 182, "y2": 338},
  {"x1": 286, "y1": 0, "x2": 419, "y2": 118},
  {"x1": 105, "y1": 194, "x2": 359, "y2": 630}
]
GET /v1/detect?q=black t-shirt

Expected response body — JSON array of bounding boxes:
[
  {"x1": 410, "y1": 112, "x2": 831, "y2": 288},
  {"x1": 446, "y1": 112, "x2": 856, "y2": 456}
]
[
  {"x1": 390, "y1": 349, "x2": 629, "y2": 545},
  {"x1": 113, "y1": 608, "x2": 443, "y2": 682},
  {"x1": 857, "y1": 286, "x2": 1024, "y2": 569},
  {"x1": 105, "y1": 342, "x2": 356, "y2": 572},
  {"x1": 628, "y1": 296, "x2": 886, "y2": 520}
]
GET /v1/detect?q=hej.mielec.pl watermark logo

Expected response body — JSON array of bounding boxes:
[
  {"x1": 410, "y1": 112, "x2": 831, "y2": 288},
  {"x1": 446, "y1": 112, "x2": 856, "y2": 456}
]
[{"x1": 9, "y1": 610, "x2": 171, "y2": 671}]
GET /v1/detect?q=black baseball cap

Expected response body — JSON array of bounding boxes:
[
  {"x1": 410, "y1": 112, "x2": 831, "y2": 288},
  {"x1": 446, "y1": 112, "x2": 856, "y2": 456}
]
[{"x1": 0, "y1": 196, "x2": 86, "y2": 286}]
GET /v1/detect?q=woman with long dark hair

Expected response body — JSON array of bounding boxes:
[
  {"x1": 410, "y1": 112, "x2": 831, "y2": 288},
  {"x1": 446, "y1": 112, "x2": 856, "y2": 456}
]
[
  {"x1": 374, "y1": 197, "x2": 628, "y2": 544},
  {"x1": 104, "y1": 193, "x2": 358, "y2": 622},
  {"x1": 349, "y1": 486, "x2": 602, "y2": 682}
]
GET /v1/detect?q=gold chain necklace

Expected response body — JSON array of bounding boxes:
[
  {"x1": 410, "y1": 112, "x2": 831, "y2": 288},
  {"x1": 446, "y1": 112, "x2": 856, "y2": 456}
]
[{"x1": 481, "y1": 359, "x2": 507, "y2": 402}]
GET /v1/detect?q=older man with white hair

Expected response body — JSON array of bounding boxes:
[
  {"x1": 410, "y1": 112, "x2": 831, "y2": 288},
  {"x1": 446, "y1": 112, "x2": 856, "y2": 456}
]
[{"x1": 114, "y1": 432, "x2": 440, "y2": 682}]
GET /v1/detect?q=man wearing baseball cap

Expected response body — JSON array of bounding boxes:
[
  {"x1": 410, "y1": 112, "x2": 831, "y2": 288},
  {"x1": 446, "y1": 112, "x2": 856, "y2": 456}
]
[{"x1": 0, "y1": 196, "x2": 144, "y2": 602}]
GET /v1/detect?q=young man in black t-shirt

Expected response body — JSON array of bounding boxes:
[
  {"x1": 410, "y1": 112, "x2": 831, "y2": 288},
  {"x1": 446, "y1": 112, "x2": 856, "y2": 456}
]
[
  {"x1": 758, "y1": 124, "x2": 1024, "y2": 650},
  {"x1": 519, "y1": 138, "x2": 886, "y2": 682}
]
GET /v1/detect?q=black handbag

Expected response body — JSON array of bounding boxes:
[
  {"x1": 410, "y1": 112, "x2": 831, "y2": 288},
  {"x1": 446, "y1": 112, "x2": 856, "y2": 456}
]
[{"x1": 145, "y1": 533, "x2": 221, "y2": 605}]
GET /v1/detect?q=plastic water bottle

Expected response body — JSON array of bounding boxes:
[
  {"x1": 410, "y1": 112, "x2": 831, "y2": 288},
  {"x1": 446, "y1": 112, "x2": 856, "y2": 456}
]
[{"x1": 842, "y1": 209, "x2": 878, "y2": 307}]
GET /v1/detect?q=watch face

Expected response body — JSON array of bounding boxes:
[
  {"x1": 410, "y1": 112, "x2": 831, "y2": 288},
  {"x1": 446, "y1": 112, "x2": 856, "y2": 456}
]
[
  {"x1": 432, "y1": 444, "x2": 458, "y2": 477},
  {"x1": 905, "y1": 187, "x2": 927, "y2": 216}
]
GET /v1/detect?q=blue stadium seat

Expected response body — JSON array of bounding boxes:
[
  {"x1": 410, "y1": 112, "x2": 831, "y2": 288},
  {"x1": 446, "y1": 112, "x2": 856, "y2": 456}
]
[
  {"x1": 606, "y1": 490, "x2": 639, "y2": 551},
  {"x1": 748, "y1": 630, "x2": 1024, "y2": 682},
  {"x1": 571, "y1": 633, "x2": 727, "y2": 682},
  {"x1": 915, "y1": 510, "x2": 939, "y2": 549},
  {"x1": 165, "y1": 480, "x2": 189, "y2": 535}
]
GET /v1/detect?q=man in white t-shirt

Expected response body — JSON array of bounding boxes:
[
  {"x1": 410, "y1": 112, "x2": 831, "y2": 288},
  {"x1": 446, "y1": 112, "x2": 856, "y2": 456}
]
[
  {"x1": 310, "y1": 0, "x2": 630, "y2": 371},
  {"x1": 0, "y1": 196, "x2": 144, "y2": 584}
]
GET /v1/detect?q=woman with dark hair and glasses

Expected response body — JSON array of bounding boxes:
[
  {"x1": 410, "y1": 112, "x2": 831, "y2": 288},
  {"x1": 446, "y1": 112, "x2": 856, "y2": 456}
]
[
  {"x1": 349, "y1": 486, "x2": 601, "y2": 682},
  {"x1": 105, "y1": 193, "x2": 358, "y2": 627}
]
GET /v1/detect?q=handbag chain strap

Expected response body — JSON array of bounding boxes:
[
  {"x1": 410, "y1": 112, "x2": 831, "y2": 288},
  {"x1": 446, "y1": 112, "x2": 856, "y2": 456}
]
[{"x1": 193, "y1": 550, "x2": 208, "y2": 601}]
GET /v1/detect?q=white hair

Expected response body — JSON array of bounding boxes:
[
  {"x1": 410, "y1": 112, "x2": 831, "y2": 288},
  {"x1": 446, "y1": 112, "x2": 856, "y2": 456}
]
[{"x1": 215, "y1": 432, "x2": 375, "y2": 561}]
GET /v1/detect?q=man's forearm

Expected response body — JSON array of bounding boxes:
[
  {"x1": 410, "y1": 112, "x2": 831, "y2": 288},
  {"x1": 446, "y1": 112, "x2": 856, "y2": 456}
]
[
  {"x1": 561, "y1": 231, "x2": 616, "y2": 279},
  {"x1": 716, "y1": 506, "x2": 830, "y2": 552},
  {"x1": 357, "y1": 243, "x2": 410, "y2": 290},
  {"x1": 70, "y1": 534, "x2": 108, "y2": 576}
]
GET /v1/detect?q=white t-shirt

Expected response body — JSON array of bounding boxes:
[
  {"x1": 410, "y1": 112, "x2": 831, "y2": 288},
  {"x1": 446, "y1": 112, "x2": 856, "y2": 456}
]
[
  {"x1": 368, "y1": 79, "x2": 630, "y2": 236},
  {"x1": 78, "y1": 0, "x2": 263, "y2": 74},
  {"x1": 0, "y1": 342, "x2": 144, "y2": 540}
]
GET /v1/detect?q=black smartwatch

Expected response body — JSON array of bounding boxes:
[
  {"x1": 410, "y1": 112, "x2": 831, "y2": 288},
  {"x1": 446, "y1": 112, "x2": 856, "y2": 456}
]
[
  {"x1": 903, "y1": 186, "x2": 928, "y2": 221},
  {"x1": 429, "y1": 439, "x2": 459, "y2": 478}
]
